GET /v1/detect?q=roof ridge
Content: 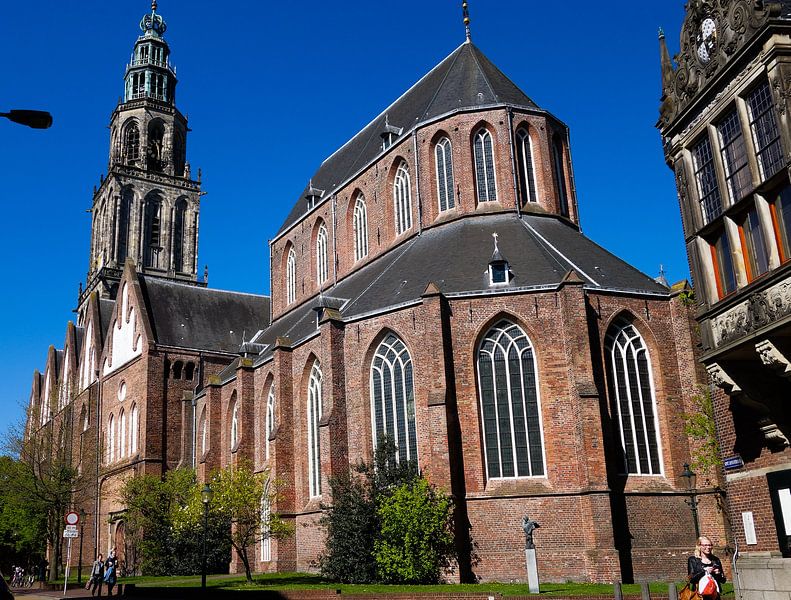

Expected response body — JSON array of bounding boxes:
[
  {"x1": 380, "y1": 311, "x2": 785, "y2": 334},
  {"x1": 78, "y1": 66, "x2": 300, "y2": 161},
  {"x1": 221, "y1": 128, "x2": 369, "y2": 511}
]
[
  {"x1": 419, "y1": 43, "x2": 467, "y2": 122},
  {"x1": 467, "y1": 43, "x2": 499, "y2": 103}
]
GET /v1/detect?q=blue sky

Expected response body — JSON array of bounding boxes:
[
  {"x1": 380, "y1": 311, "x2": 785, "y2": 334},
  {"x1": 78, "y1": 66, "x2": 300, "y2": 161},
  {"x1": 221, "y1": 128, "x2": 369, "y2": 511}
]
[{"x1": 0, "y1": 1, "x2": 687, "y2": 437}]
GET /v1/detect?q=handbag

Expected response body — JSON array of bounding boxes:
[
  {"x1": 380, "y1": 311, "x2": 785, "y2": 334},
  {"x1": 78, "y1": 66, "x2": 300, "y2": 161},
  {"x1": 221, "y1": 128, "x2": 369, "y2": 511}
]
[
  {"x1": 698, "y1": 573, "x2": 720, "y2": 599},
  {"x1": 679, "y1": 583, "x2": 702, "y2": 600}
]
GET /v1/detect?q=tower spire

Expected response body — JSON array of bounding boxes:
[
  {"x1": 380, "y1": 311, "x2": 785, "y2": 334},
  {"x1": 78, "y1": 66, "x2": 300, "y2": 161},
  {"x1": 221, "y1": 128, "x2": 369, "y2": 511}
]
[
  {"x1": 659, "y1": 27, "x2": 674, "y2": 96},
  {"x1": 462, "y1": 1, "x2": 471, "y2": 42}
]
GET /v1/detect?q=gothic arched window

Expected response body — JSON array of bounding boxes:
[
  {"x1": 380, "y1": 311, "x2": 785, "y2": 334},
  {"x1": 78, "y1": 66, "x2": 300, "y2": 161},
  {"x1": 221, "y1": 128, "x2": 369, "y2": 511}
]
[
  {"x1": 265, "y1": 385, "x2": 275, "y2": 460},
  {"x1": 552, "y1": 134, "x2": 569, "y2": 216},
  {"x1": 124, "y1": 124, "x2": 140, "y2": 164},
  {"x1": 473, "y1": 128, "x2": 497, "y2": 203},
  {"x1": 605, "y1": 317, "x2": 662, "y2": 475},
  {"x1": 476, "y1": 320, "x2": 545, "y2": 479},
  {"x1": 370, "y1": 334, "x2": 417, "y2": 463},
  {"x1": 435, "y1": 137, "x2": 455, "y2": 212},
  {"x1": 286, "y1": 247, "x2": 297, "y2": 305},
  {"x1": 130, "y1": 403, "x2": 139, "y2": 455},
  {"x1": 173, "y1": 130, "x2": 185, "y2": 177},
  {"x1": 199, "y1": 407, "x2": 208, "y2": 456},
  {"x1": 147, "y1": 121, "x2": 165, "y2": 172},
  {"x1": 353, "y1": 194, "x2": 369, "y2": 262},
  {"x1": 260, "y1": 486, "x2": 272, "y2": 562},
  {"x1": 516, "y1": 128, "x2": 538, "y2": 204},
  {"x1": 119, "y1": 409, "x2": 126, "y2": 458},
  {"x1": 307, "y1": 361, "x2": 323, "y2": 497},
  {"x1": 107, "y1": 414, "x2": 115, "y2": 464},
  {"x1": 316, "y1": 222, "x2": 329, "y2": 286},
  {"x1": 230, "y1": 399, "x2": 239, "y2": 451},
  {"x1": 117, "y1": 188, "x2": 133, "y2": 262},
  {"x1": 173, "y1": 199, "x2": 187, "y2": 273},
  {"x1": 143, "y1": 196, "x2": 162, "y2": 268},
  {"x1": 393, "y1": 161, "x2": 413, "y2": 235}
]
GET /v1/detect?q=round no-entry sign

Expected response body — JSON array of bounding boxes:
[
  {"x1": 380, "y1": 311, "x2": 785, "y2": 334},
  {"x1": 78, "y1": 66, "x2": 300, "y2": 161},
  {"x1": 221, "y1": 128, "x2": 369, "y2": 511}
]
[{"x1": 64, "y1": 511, "x2": 80, "y2": 525}]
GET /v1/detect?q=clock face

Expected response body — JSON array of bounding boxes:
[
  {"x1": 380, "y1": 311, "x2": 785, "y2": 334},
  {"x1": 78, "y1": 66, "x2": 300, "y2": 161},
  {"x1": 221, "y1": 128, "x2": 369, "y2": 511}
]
[{"x1": 697, "y1": 17, "x2": 717, "y2": 64}]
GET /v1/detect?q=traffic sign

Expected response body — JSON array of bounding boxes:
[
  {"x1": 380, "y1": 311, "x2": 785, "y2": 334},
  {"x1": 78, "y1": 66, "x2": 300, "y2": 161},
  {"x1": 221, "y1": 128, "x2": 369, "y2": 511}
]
[
  {"x1": 63, "y1": 529, "x2": 79, "y2": 538},
  {"x1": 65, "y1": 524, "x2": 78, "y2": 532},
  {"x1": 64, "y1": 511, "x2": 80, "y2": 525}
]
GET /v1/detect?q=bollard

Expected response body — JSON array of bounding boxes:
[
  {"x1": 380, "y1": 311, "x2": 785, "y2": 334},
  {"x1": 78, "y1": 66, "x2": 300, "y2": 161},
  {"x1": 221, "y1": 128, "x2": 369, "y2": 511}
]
[
  {"x1": 668, "y1": 582, "x2": 679, "y2": 600},
  {"x1": 613, "y1": 581, "x2": 623, "y2": 600},
  {"x1": 640, "y1": 582, "x2": 651, "y2": 600}
]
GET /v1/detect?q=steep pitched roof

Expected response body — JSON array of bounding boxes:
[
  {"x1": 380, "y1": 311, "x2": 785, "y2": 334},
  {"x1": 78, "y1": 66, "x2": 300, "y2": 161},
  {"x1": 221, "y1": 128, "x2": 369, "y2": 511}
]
[
  {"x1": 137, "y1": 276, "x2": 270, "y2": 354},
  {"x1": 256, "y1": 213, "x2": 668, "y2": 363},
  {"x1": 276, "y1": 41, "x2": 541, "y2": 236}
]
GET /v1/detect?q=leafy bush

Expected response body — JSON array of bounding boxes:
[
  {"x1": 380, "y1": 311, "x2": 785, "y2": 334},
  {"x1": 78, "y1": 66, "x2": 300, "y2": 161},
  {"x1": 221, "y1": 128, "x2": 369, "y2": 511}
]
[{"x1": 374, "y1": 478, "x2": 455, "y2": 584}]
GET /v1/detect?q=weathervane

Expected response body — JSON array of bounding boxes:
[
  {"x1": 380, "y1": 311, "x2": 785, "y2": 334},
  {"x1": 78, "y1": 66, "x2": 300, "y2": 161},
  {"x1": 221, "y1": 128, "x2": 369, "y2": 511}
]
[{"x1": 463, "y1": 1, "x2": 471, "y2": 42}]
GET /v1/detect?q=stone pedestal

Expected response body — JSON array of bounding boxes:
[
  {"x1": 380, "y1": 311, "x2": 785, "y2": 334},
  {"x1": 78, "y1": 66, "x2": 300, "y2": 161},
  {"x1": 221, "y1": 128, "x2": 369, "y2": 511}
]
[{"x1": 525, "y1": 548, "x2": 539, "y2": 593}]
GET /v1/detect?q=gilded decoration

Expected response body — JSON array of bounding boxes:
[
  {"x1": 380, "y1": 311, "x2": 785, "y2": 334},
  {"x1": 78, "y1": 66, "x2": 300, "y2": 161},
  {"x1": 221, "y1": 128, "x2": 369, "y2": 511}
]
[{"x1": 710, "y1": 278, "x2": 791, "y2": 347}]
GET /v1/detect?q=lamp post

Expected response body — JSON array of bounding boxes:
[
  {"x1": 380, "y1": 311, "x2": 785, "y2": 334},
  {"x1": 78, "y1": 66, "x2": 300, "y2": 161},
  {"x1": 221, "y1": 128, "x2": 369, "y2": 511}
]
[
  {"x1": 681, "y1": 463, "x2": 701, "y2": 539},
  {"x1": 77, "y1": 508, "x2": 87, "y2": 585},
  {"x1": 0, "y1": 109, "x2": 53, "y2": 129},
  {"x1": 201, "y1": 483, "x2": 213, "y2": 590}
]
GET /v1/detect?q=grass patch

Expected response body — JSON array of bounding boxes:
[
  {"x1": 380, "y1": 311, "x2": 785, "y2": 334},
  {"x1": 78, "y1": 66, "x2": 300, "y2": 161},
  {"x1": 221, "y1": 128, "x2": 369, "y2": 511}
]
[{"x1": 107, "y1": 572, "x2": 735, "y2": 597}]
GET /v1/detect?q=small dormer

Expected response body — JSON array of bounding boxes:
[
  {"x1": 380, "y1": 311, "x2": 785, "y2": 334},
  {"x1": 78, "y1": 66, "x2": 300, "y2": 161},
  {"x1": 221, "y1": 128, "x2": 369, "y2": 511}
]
[
  {"x1": 488, "y1": 232, "x2": 511, "y2": 285},
  {"x1": 306, "y1": 181, "x2": 325, "y2": 211},
  {"x1": 380, "y1": 115, "x2": 403, "y2": 151}
]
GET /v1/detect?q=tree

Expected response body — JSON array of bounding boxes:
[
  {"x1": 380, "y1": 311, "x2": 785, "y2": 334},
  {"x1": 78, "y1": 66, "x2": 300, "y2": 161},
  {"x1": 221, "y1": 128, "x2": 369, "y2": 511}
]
[
  {"x1": 179, "y1": 460, "x2": 292, "y2": 583},
  {"x1": 374, "y1": 478, "x2": 455, "y2": 584},
  {"x1": 0, "y1": 455, "x2": 47, "y2": 571},
  {"x1": 683, "y1": 385, "x2": 722, "y2": 484}
]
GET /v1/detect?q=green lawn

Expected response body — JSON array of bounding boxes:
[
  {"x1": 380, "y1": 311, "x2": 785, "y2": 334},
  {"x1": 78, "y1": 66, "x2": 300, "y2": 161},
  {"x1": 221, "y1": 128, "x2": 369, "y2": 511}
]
[{"x1": 103, "y1": 572, "x2": 734, "y2": 597}]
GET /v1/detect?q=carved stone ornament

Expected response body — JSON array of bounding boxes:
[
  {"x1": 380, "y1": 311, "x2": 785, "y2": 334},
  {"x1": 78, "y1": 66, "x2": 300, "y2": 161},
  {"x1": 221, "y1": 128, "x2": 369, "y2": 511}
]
[
  {"x1": 659, "y1": 0, "x2": 782, "y2": 128},
  {"x1": 771, "y1": 73, "x2": 791, "y2": 115},
  {"x1": 755, "y1": 339, "x2": 791, "y2": 378},
  {"x1": 710, "y1": 278, "x2": 791, "y2": 348},
  {"x1": 757, "y1": 417, "x2": 790, "y2": 449},
  {"x1": 707, "y1": 362, "x2": 742, "y2": 394}
]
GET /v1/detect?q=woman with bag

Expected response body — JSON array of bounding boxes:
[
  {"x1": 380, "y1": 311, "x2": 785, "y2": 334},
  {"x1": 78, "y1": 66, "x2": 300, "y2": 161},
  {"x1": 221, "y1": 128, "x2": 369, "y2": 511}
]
[
  {"x1": 682, "y1": 536, "x2": 726, "y2": 600},
  {"x1": 103, "y1": 549, "x2": 117, "y2": 597},
  {"x1": 89, "y1": 553, "x2": 104, "y2": 597}
]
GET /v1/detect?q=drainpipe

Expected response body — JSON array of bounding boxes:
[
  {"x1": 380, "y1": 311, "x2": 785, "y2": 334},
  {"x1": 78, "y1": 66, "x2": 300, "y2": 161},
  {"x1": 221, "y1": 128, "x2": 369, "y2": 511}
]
[
  {"x1": 412, "y1": 129, "x2": 423, "y2": 234},
  {"x1": 506, "y1": 107, "x2": 520, "y2": 218}
]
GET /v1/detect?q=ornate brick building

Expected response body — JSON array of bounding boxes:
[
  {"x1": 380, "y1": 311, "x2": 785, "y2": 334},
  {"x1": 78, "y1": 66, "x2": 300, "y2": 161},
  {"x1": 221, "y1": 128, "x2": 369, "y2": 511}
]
[
  {"x1": 658, "y1": 1, "x2": 791, "y2": 596},
  {"x1": 28, "y1": 1, "x2": 726, "y2": 585}
]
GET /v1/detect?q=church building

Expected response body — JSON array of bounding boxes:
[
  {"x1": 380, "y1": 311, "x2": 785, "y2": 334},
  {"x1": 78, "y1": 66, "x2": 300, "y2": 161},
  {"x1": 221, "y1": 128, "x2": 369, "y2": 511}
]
[{"x1": 27, "y1": 1, "x2": 727, "y2": 584}]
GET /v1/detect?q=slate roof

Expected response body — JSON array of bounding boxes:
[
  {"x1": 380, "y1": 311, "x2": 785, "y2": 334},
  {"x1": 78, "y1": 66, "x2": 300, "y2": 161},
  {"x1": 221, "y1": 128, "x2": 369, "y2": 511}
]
[
  {"x1": 276, "y1": 41, "x2": 541, "y2": 236},
  {"x1": 255, "y1": 213, "x2": 668, "y2": 364},
  {"x1": 99, "y1": 299, "x2": 116, "y2": 342},
  {"x1": 137, "y1": 277, "x2": 270, "y2": 354}
]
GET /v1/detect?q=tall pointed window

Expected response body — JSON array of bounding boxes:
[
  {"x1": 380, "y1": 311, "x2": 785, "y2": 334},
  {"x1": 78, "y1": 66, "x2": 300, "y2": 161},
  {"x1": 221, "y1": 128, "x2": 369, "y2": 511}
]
[
  {"x1": 265, "y1": 386, "x2": 275, "y2": 460},
  {"x1": 476, "y1": 320, "x2": 545, "y2": 479},
  {"x1": 605, "y1": 317, "x2": 662, "y2": 475},
  {"x1": 143, "y1": 196, "x2": 162, "y2": 269},
  {"x1": 130, "y1": 403, "x2": 139, "y2": 455},
  {"x1": 173, "y1": 199, "x2": 187, "y2": 273},
  {"x1": 747, "y1": 81, "x2": 784, "y2": 181},
  {"x1": 173, "y1": 130, "x2": 185, "y2": 177},
  {"x1": 307, "y1": 361, "x2": 323, "y2": 497},
  {"x1": 286, "y1": 247, "x2": 297, "y2": 305},
  {"x1": 124, "y1": 124, "x2": 140, "y2": 164},
  {"x1": 199, "y1": 407, "x2": 208, "y2": 456},
  {"x1": 316, "y1": 222, "x2": 329, "y2": 286},
  {"x1": 119, "y1": 409, "x2": 127, "y2": 458},
  {"x1": 260, "y1": 487, "x2": 272, "y2": 562},
  {"x1": 353, "y1": 194, "x2": 369, "y2": 261},
  {"x1": 516, "y1": 128, "x2": 538, "y2": 204},
  {"x1": 473, "y1": 128, "x2": 497, "y2": 203},
  {"x1": 435, "y1": 137, "x2": 455, "y2": 212},
  {"x1": 107, "y1": 414, "x2": 115, "y2": 464},
  {"x1": 117, "y1": 188, "x2": 133, "y2": 263},
  {"x1": 370, "y1": 334, "x2": 417, "y2": 463},
  {"x1": 393, "y1": 161, "x2": 413, "y2": 235},
  {"x1": 552, "y1": 135, "x2": 569, "y2": 216},
  {"x1": 230, "y1": 400, "x2": 239, "y2": 450}
]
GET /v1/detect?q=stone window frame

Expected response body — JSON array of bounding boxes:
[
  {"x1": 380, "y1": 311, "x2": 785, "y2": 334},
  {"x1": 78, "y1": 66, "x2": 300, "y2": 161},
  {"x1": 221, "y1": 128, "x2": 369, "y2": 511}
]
[
  {"x1": 315, "y1": 221, "x2": 329, "y2": 286},
  {"x1": 307, "y1": 361, "x2": 323, "y2": 498},
  {"x1": 393, "y1": 161, "x2": 413, "y2": 236},
  {"x1": 515, "y1": 127, "x2": 538, "y2": 205},
  {"x1": 353, "y1": 193, "x2": 368, "y2": 262},
  {"x1": 434, "y1": 136, "x2": 455, "y2": 212},
  {"x1": 286, "y1": 246, "x2": 297, "y2": 305},
  {"x1": 473, "y1": 127, "x2": 497, "y2": 203}
]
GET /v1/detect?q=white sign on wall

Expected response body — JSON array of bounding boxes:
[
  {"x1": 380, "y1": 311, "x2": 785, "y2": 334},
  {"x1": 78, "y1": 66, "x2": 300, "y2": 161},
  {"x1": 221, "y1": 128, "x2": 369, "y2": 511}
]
[
  {"x1": 779, "y1": 488, "x2": 791, "y2": 533},
  {"x1": 742, "y1": 511, "x2": 757, "y2": 545}
]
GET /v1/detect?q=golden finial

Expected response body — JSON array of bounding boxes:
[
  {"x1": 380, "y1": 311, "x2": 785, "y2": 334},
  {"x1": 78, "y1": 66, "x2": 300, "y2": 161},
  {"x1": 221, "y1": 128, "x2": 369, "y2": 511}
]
[
  {"x1": 152, "y1": 0, "x2": 158, "y2": 12},
  {"x1": 462, "y1": 1, "x2": 471, "y2": 42}
]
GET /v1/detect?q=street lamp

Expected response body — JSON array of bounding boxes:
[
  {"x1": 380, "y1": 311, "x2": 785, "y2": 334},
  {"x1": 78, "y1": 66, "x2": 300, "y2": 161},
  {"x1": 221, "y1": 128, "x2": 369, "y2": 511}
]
[
  {"x1": 77, "y1": 508, "x2": 87, "y2": 585},
  {"x1": 1, "y1": 109, "x2": 53, "y2": 129},
  {"x1": 201, "y1": 483, "x2": 214, "y2": 590},
  {"x1": 681, "y1": 463, "x2": 701, "y2": 539}
]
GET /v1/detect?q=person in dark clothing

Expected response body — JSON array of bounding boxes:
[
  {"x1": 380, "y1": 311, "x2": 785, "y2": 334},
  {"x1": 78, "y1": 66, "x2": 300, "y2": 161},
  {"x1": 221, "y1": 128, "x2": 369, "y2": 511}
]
[
  {"x1": 687, "y1": 536, "x2": 726, "y2": 600},
  {"x1": 89, "y1": 553, "x2": 104, "y2": 597},
  {"x1": 103, "y1": 550, "x2": 117, "y2": 597}
]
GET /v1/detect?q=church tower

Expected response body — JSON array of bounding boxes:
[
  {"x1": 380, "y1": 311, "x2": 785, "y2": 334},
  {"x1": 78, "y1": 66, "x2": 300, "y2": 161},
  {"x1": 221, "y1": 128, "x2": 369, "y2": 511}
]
[{"x1": 80, "y1": 1, "x2": 203, "y2": 312}]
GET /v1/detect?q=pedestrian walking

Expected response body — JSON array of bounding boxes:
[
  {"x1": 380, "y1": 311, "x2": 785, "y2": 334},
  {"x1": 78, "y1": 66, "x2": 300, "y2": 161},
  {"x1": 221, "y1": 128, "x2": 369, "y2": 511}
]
[
  {"x1": 90, "y1": 553, "x2": 104, "y2": 597},
  {"x1": 103, "y1": 549, "x2": 117, "y2": 597}
]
